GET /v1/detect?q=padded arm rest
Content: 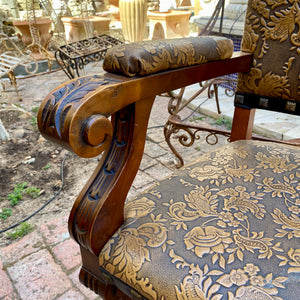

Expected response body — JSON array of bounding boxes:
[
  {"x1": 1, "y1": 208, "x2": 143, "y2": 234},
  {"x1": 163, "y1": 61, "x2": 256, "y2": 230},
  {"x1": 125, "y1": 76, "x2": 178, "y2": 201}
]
[
  {"x1": 103, "y1": 36, "x2": 234, "y2": 77},
  {"x1": 38, "y1": 49, "x2": 252, "y2": 257}
]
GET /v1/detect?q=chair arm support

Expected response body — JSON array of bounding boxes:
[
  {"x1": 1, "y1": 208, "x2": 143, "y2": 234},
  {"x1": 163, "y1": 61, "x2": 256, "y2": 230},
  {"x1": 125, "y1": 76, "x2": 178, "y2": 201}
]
[{"x1": 37, "y1": 51, "x2": 252, "y2": 256}]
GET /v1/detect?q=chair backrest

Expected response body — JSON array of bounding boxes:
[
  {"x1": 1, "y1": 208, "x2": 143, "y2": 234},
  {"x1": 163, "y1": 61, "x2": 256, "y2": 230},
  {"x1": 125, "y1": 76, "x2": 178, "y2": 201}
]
[{"x1": 235, "y1": 0, "x2": 300, "y2": 116}]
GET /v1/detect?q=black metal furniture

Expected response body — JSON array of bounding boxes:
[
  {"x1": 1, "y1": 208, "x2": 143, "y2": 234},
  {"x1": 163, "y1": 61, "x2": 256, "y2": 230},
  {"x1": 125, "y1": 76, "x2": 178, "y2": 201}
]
[{"x1": 55, "y1": 34, "x2": 123, "y2": 79}]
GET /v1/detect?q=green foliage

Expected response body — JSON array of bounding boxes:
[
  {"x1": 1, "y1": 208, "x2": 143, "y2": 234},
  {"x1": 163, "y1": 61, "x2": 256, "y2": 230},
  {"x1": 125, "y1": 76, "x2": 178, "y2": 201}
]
[
  {"x1": 42, "y1": 163, "x2": 51, "y2": 170},
  {"x1": 7, "y1": 182, "x2": 41, "y2": 206},
  {"x1": 215, "y1": 117, "x2": 232, "y2": 130},
  {"x1": 7, "y1": 222, "x2": 34, "y2": 240},
  {"x1": 8, "y1": 182, "x2": 27, "y2": 206},
  {"x1": 0, "y1": 208, "x2": 12, "y2": 219},
  {"x1": 26, "y1": 187, "x2": 41, "y2": 199},
  {"x1": 31, "y1": 106, "x2": 39, "y2": 113},
  {"x1": 30, "y1": 116, "x2": 37, "y2": 128},
  {"x1": 189, "y1": 115, "x2": 205, "y2": 122}
]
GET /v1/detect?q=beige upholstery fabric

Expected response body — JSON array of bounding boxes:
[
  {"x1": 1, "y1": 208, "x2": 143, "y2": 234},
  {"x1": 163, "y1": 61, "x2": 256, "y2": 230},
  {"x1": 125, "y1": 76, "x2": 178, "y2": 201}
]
[
  {"x1": 99, "y1": 140, "x2": 300, "y2": 299},
  {"x1": 103, "y1": 36, "x2": 233, "y2": 77}
]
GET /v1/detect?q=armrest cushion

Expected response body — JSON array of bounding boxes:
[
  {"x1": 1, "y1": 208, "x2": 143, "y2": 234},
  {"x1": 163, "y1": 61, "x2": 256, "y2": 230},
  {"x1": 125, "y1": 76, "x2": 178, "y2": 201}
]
[{"x1": 103, "y1": 36, "x2": 234, "y2": 77}]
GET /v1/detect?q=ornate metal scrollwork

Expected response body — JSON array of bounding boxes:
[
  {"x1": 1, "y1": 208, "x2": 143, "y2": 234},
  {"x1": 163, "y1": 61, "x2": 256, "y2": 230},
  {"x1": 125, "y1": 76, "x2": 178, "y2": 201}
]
[
  {"x1": 164, "y1": 77, "x2": 235, "y2": 168},
  {"x1": 55, "y1": 34, "x2": 124, "y2": 78}
]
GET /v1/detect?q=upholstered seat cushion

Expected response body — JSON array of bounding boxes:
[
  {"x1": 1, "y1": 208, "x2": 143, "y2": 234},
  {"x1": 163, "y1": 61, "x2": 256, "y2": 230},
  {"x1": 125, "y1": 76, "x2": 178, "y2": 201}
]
[
  {"x1": 103, "y1": 36, "x2": 234, "y2": 77},
  {"x1": 99, "y1": 140, "x2": 300, "y2": 299}
]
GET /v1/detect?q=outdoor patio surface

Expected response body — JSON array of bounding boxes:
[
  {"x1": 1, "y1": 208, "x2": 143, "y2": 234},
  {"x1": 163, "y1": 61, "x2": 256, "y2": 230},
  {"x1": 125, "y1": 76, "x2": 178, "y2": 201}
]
[{"x1": 0, "y1": 66, "x2": 299, "y2": 300}]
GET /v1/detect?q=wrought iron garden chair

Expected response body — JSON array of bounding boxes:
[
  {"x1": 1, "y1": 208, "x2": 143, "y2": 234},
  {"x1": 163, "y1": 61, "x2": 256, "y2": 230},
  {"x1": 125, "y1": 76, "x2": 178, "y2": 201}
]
[
  {"x1": 0, "y1": 33, "x2": 37, "y2": 100},
  {"x1": 38, "y1": 0, "x2": 300, "y2": 299}
]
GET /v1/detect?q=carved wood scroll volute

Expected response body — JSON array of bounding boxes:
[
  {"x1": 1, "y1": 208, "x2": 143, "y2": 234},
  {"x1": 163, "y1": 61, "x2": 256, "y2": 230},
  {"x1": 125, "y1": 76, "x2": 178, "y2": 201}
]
[{"x1": 38, "y1": 75, "x2": 120, "y2": 158}]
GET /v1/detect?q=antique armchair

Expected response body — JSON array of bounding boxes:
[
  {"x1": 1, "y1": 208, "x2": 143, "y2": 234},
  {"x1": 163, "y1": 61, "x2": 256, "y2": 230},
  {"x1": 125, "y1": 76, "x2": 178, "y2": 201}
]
[{"x1": 38, "y1": 1, "x2": 300, "y2": 299}]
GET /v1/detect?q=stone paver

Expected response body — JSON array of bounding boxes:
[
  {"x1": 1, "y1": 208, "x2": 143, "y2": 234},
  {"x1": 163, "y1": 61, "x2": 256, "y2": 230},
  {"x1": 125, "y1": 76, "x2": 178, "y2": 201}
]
[
  {"x1": 39, "y1": 215, "x2": 69, "y2": 246},
  {"x1": 0, "y1": 231, "x2": 43, "y2": 266},
  {"x1": 52, "y1": 239, "x2": 81, "y2": 271},
  {"x1": 132, "y1": 170, "x2": 155, "y2": 190},
  {"x1": 144, "y1": 142, "x2": 169, "y2": 158},
  {"x1": 7, "y1": 250, "x2": 72, "y2": 300},
  {"x1": 144, "y1": 164, "x2": 174, "y2": 181},
  {"x1": 56, "y1": 289, "x2": 85, "y2": 300},
  {"x1": 0, "y1": 258, "x2": 13, "y2": 298},
  {"x1": 139, "y1": 153, "x2": 158, "y2": 171},
  {"x1": 69, "y1": 268, "x2": 101, "y2": 300}
]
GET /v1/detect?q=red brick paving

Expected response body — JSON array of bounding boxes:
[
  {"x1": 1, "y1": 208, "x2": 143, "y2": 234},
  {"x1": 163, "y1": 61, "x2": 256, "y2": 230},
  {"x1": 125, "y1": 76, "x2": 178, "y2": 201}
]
[
  {"x1": 56, "y1": 289, "x2": 85, "y2": 300},
  {"x1": 39, "y1": 215, "x2": 70, "y2": 246},
  {"x1": 52, "y1": 239, "x2": 81, "y2": 271},
  {"x1": 0, "y1": 215, "x2": 102, "y2": 299},
  {"x1": 0, "y1": 231, "x2": 43, "y2": 266},
  {"x1": 7, "y1": 250, "x2": 72, "y2": 300},
  {"x1": 69, "y1": 268, "x2": 100, "y2": 300},
  {"x1": 0, "y1": 258, "x2": 13, "y2": 298}
]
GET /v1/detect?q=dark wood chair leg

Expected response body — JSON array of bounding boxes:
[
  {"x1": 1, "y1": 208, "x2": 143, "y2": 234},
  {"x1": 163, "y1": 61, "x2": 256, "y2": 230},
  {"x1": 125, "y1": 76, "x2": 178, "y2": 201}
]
[{"x1": 230, "y1": 106, "x2": 256, "y2": 141}]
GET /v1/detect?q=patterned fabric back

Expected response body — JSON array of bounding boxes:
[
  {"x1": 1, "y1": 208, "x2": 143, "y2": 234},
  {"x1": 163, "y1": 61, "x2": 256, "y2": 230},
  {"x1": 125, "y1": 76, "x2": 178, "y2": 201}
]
[{"x1": 236, "y1": 0, "x2": 300, "y2": 115}]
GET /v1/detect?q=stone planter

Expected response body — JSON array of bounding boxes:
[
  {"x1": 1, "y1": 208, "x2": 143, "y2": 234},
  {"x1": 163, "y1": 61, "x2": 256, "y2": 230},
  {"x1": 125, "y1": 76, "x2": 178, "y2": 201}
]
[
  {"x1": 61, "y1": 16, "x2": 111, "y2": 43},
  {"x1": 119, "y1": 0, "x2": 147, "y2": 42},
  {"x1": 109, "y1": 0, "x2": 119, "y2": 6},
  {"x1": 13, "y1": 18, "x2": 53, "y2": 53}
]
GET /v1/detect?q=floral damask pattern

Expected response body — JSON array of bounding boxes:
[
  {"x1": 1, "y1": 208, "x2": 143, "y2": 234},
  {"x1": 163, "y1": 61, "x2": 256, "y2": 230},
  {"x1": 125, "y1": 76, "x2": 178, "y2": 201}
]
[
  {"x1": 102, "y1": 36, "x2": 233, "y2": 77},
  {"x1": 99, "y1": 141, "x2": 300, "y2": 299},
  {"x1": 237, "y1": 0, "x2": 300, "y2": 101}
]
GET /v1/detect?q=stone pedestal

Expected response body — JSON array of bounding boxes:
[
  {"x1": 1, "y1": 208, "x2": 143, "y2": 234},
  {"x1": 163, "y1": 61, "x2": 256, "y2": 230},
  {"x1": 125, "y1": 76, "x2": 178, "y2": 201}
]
[
  {"x1": 148, "y1": 10, "x2": 191, "y2": 40},
  {"x1": 61, "y1": 16, "x2": 111, "y2": 43}
]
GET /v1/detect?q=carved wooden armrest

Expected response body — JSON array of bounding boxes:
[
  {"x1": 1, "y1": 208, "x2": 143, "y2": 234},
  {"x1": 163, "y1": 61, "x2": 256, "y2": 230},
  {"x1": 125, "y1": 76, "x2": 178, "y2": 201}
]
[{"x1": 38, "y1": 41, "x2": 252, "y2": 259}]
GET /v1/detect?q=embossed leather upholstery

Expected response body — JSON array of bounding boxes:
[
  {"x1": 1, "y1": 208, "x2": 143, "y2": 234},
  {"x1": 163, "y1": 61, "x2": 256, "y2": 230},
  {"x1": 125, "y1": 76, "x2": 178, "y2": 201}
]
[
  {"x1": 99, "y1": 140, "x2": 300, "y2": 299},
  {"x1": 236, "y1": 0, "x2": 300, "y2": 114},
  {"x1": 103, "y1": 36, "x2": 234, "y2": 77}
]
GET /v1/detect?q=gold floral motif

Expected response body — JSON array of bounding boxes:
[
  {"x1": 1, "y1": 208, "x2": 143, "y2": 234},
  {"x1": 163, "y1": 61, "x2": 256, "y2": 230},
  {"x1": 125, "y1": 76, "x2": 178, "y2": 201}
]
[
  {"x1": 172, "y1": 250, "x2": 288, "y2": 300},
  {"x1": 99, "y1": 141, "x2": 299, "y2": 299},
  {"x1": 99, "y1": 213, "x2": 173, "y2": 299},
  {"x1": 241, "y1": 12, "x2": 259, "y2": 53},
  {"x1": 140, "y1": 41, "x2": 208, "y2": 75},
  {"x1": 217, "y1": 264, "x2": 288, "y2": 300},
  {"x1": 272, "y1": 208, "x2": 300, "y2": 238},
  {"x1": 238, "y1": 0, "x2": 300, "y2": 100},
  {"x1": 216, "y1": 38, "x2": 234, "y2": 59},
  {"x1": 165, "y1": 186, "x2": 218, "y2": 230},
  {"x1": 277, "y1": 248, "x2": 300, "y2": 273},
  {"x1": 184, "y1": 226, "x2": 233, "y2": 259},
  {"x1": 124, "y1": 197, "x2": 156, "y2": 219},
  {"x1": 255, "y1": 149, "x2": 298, "y2": 173},
  {"x1": 224, "y1": 165, "x2": 257, "y2": 182},
  {"x1": 260, "y1": 2, "x2": 300, "y2": 56},
  {"x1": 232, "y1": 229, "x2": 279, "y2": 260},
  {"x1": 102, "y1": 44, "x2": 127, "y2": 73},
  {"x1": 189, "y1": 165, "x2": 224, "y2": 182},
  {"x1": 220, "y1": 186, "x2": 266, "y2": 219},
  {"x1": 266, "y1": 0, "x2": 289, "y2": 9},
  {"x1": 251, "y1": 0, "x2": 270, "y2": 18},
  {"x1": 238, "y1": 58, "x2": 293, "y2": 98},
  {"x1": 175, "y1": 264, "x2": 223, "y2": 300}
]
